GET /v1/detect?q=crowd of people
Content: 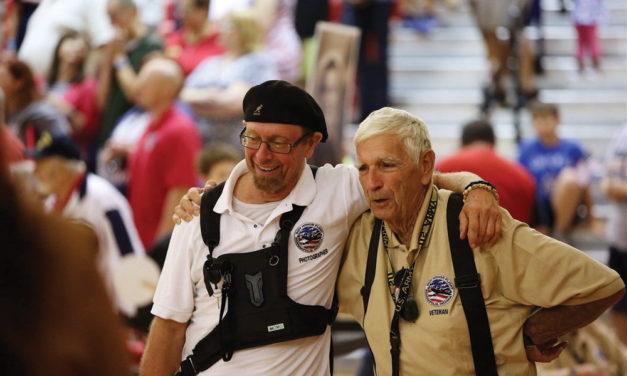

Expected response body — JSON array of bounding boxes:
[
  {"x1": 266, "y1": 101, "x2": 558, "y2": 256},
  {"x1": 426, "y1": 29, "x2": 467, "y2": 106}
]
[{"x1": 0, "y1": 0, "x2": 625, "y2": 375}]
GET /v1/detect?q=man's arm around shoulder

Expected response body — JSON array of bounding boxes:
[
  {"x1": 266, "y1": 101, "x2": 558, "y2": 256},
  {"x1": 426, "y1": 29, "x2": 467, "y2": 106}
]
[{"x1": 140, "y1": 316, "x2": 188, "y2": 376}]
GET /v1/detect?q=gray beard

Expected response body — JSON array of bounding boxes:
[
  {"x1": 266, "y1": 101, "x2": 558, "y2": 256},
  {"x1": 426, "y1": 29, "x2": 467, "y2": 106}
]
[{"x1": 252, "y1": 174, "x2": 284, "y2": 193}]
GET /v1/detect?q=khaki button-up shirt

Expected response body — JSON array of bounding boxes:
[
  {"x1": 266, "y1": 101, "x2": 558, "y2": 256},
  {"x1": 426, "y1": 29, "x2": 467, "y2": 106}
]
[{"x1": 338, "y1": 186, "x2": 624, "y2": 375}]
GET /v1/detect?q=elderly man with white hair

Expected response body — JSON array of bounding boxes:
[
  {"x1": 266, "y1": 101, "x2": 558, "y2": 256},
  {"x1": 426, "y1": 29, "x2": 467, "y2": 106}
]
[{"x1": 337, "y1": 107, "x2": 625, "y2": 376}]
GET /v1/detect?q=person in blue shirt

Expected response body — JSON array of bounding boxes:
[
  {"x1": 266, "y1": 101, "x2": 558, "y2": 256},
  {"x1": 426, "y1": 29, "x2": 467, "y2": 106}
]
[{"x1": 518, "y1": 103, "x2": 592, "y2": 238}]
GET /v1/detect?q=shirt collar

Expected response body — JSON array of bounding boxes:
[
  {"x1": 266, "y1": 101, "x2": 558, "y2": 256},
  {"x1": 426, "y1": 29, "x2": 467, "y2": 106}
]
[
  {"x1": 383, "y1": 182, "x2": 436, "y2": 253},
  {"x1": 214, "y1": 160, "x2": 317, "y2": 217},
  {"x1": 147, "y1": 105, "x2": 176, "y2": 131},
  {"x1": 61, "y1": 172, "x2": 88, "y2": 214}
]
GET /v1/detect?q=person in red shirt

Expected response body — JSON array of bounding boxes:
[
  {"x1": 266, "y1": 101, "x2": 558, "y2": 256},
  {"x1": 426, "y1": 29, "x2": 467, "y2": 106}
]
[
  {"x1": 127, "y1": 57, "x2": 201, "y2": 249},
  {"x1": 437, "y1": 119, "x2": 536, "y2": 224},
  {"x1": 164, "y1": 0, "x2": 226, "y2": 76}
]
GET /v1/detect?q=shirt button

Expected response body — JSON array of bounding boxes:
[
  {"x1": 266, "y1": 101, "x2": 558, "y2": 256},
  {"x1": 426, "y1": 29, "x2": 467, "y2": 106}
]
[
  {"x1": 262, "y1": 244, "x2": 266, "y2": 248},
  {"x1": 253, "y1": 224, "x2": 258, "y2": 228}
]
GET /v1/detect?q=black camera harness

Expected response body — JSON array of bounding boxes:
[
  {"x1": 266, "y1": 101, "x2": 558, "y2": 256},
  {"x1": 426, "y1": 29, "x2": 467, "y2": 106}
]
[{"x1": 177, "y1": 166, "x2": 338, "y2": 376}]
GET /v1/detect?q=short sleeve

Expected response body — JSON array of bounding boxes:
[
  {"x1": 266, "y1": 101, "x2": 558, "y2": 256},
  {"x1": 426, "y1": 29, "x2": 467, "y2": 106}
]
[
  {"x1": 494, "y1": 213, "x2": 624, "y2": 307},
  {"x1": 151, "y1": 218, "x2": 199, "y2": 323}
]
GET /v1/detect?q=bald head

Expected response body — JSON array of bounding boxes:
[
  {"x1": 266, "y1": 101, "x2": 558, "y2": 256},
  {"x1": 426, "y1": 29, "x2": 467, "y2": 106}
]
[
  {"x1": 141, "y1": 57, "x2": 183, "y2": 88},
  {"x1": 134, "y1": 58, "x2": 184, "y2": 111}
]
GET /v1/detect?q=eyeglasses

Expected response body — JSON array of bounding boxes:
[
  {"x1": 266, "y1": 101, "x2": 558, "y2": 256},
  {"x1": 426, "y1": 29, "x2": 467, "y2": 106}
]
[{"x1": 239, "y1": 129, "x2": 312, "y2": 154}]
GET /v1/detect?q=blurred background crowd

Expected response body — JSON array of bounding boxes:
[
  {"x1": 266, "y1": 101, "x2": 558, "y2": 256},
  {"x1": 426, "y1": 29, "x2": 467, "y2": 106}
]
[{"x1": 0, "y1": 0, "x2": 625, "y2": 374}]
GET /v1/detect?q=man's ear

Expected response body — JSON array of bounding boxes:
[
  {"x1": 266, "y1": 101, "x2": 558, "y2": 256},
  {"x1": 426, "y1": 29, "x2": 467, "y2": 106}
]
[
  {"x1": 420, "y1": 149, "x2": 436, "y2": 185},
  {"x1": 304, "y1": 132, "x2": 323, "y2": 158}
]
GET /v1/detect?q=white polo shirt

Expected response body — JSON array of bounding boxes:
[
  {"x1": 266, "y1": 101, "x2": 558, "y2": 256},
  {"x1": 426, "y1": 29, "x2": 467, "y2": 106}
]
[
  {"x1": 152, "y1": 161, "x2": 367, "y2": 375},
  {"x1": 63, "y1": 173, "x2": 146, "y2": 315}
]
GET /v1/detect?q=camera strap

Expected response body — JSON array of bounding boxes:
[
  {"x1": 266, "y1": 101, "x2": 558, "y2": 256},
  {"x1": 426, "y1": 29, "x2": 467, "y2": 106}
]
[{"x1": 381, "y1": 186, "x2": 438, "y2": 376}]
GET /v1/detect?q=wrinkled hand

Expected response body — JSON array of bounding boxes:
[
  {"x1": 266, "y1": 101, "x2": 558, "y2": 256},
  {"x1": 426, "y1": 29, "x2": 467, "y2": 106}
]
[
  {"x1": 172, "y1": 180, "x2": 218, "y2": 224},
  {"x1": 459, "y1": 188, "x2": 502, "y2": 248},
  {"x1": 525, "y1": 338, "x2": 568, "y2": 363}
]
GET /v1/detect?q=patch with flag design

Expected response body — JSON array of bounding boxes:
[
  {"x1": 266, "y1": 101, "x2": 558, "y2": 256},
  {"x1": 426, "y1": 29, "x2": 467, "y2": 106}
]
[
  {"x1": 424, "y1": 275, "x2": 454, "y2": 306},
  {"x1": 294, "y1": 223, "x2": 324, "y2": 253}
]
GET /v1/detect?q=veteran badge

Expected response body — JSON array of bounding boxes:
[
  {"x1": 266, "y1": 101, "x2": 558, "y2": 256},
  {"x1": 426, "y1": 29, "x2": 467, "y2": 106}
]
[
  {"x1": 425, "y1": 275, "x2": 454, "y2": 306},
  {"x1": 294, "y1": 223, "x2": 324, "y2": 253}
]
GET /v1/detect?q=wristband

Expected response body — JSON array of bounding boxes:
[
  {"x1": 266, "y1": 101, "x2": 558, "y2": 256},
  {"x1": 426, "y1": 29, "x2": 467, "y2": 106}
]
[
  {"x1": 114, "y1": 56, "x2": 130, "y2": 70},
  {"x1": 463, "y1": 180, "x2": 499, "y2": 203}
]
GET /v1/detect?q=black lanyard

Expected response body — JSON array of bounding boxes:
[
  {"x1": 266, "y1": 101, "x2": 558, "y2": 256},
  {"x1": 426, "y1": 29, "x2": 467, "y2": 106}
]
[{"x1": 381, "y1": 186, "x2": 438, "y2": 376}]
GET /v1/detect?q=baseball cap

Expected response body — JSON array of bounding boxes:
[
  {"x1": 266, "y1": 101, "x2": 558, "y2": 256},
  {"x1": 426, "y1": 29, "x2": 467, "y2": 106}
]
[
  {"x1": 242, "y1": 80, "x2": 328, "y2": 142},
  {"x1": 26, "y1": 132, "x2": 81, "y2": 161}
]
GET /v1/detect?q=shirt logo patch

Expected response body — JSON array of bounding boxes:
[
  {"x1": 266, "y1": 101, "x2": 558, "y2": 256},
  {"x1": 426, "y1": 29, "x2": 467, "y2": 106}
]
[
  {"x1": 294, "y1": 223, "x2": 324, "y2": 253},
  {"x1": 424, "y1": 275, "x2": 454, "y2": 306}
]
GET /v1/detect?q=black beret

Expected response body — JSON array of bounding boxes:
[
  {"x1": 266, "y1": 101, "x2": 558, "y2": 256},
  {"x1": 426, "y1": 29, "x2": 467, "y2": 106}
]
[{"x1": 243, "y1": 80, "x2": 328, "y2": 142}]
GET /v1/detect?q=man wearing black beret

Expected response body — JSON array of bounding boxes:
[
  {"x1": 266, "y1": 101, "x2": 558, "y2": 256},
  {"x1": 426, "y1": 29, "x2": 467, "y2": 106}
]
[{"x1": 140, "y1": 80, "x2": 502, "y2": 375}]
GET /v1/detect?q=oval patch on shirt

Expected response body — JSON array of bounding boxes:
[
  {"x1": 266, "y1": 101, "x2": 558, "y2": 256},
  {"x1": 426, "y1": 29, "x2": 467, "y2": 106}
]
[
  {"x1": 294, "y1": 223, "x2": 324, "y2": 253},
  {"x1": 424, "y1": 275, "x2": 455, "y2": 306}
]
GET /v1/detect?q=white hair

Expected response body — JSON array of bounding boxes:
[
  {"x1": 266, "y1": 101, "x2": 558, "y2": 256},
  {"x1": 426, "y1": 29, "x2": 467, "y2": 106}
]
[{"x1": 353, "y1": 107, "x2": 432, "y2": 163}]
